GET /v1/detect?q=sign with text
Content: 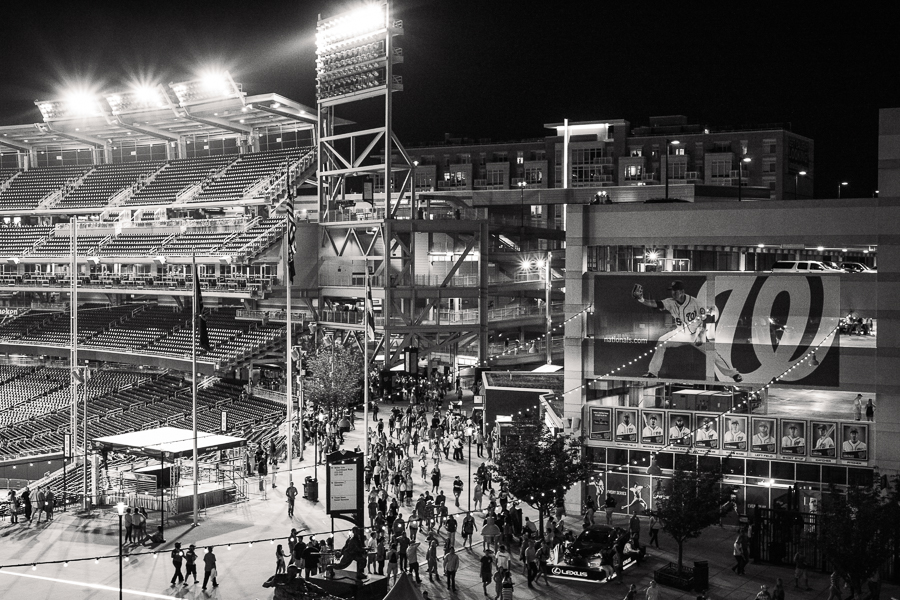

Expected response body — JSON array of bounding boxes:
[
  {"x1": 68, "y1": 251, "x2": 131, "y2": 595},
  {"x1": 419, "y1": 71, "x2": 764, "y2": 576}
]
[{"x1": 326, "y1": 449, "x2": 364, "y2": 527}]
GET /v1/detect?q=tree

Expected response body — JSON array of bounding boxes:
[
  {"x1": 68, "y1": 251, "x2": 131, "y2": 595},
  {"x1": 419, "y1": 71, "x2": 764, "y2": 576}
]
[
  {"x1": 302, "y1": 344, "x2": 363, "y2": 419},
  {"x1": 820, "y1": 476, "x2": 900, "y2": 598},
  {"x1": 489, "y1": 412, "x2": 591, "y2": 534},
  {"x1": 654, "y1": 467, "x2": 723, "y2": 574}
]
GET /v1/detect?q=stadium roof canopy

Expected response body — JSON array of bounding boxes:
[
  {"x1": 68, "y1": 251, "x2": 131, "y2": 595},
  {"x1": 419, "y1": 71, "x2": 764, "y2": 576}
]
[
  {"x1": 0, "y1": 73, "x2": 348, "y2": 153},
  {"x1": 92, "y1": 426, "x2": 246, "y2": 460}
]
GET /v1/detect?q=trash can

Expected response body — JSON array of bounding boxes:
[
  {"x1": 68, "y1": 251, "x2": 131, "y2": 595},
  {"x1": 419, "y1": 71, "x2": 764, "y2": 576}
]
[
  {"x1": 692, "y1": 561, "x2": 709, "y2": 592},
  {"x1": 305, "y1": 476, "x2": 318, "y2": 503}
]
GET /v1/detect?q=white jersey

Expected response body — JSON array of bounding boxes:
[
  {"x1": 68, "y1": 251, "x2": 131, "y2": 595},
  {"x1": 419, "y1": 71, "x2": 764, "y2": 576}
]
[
  {"x1": 815, "y1": 436, "x2": 835, "y2": 449},
  {"x1": 617, "y1": 423, "x2": 637, "y2": 435},
  {"x1": 659, "y1": 295, "x2": 705, "y2": 335},
  {"x1": 724, "y1": 431, "x2": 746, "y2": 443},
  {"x1": 643, "y1": 426, "x2": 663, "y2": 438},
  {"x1": 842, "y1": 440, "x2": 867, "y2": 452}
]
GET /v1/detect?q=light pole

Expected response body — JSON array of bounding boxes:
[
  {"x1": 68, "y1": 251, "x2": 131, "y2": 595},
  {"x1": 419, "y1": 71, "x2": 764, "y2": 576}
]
[
  {"x1": 737, "y1": 157, "x2": 752, "y2": 202},
  {"x1": 467, "y1": 436, "x2": 472, "y2": 512},
  {"x1": 663, "y1": 139, "x2": 680, "y2": 200},
  {"x1": 793, "y1": 170, "x2": 807, "y2": 200},
  {"x1": 411, "y1": 160, "x2": 418, "y2": 218},
  {"x1": 543, "y1": 251, "x2": 552, "y2": 364},
  {"x1": 116, "y1": 502, "x2": 126, "y2": 600},
  {"x1": 517, "y1": 180, "x2": 527, "y2": 227},
  {"x1": 838, "y1": 181, "x2": 848, "y2": 199}
]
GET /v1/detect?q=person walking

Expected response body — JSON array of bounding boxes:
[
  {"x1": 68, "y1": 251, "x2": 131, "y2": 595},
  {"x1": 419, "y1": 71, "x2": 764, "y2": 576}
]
[
  {"x1": 34, "y1": 487, "x2": 45, "y2": 524},
  {"x1": 202, "y1": 546, "x2": 219, "y2": 590},
  {"x1": 648, "y1": 512, "x2": 660, "y2": 548},
  {"x1": 865, "y1": 398, "x2": 876, "y2": 421},
  {"x1": 124, "y1": 508, "x2": 134, "y2": 543},
  {"x1": 385, "y1": 543, "x2": 400, "y2": 583},
  {"x1": 170, "y1": 542, "x2": 185, "y2": 587},
  {"x1": 407, "y1": 540, "x2": 422, "y2": 583},
  {"x1": 185, "y1": 545, "x2": 199, "y2": 585},
  {"x1": 132, "y1": 509, "x2": 146, "y2": 545},
  {"x1": 445, "y1": 513, "x2": 458, "y2": 549},
  {"x1": 271, "y1": 454, "x2": 279, "y2": 489},
  {"x1": 376, "y1": 536, "x2": 386, "y2": 575},
  {"x1": 426, "y1": 539, "x2": 439, "y2": 582},
  {"x1": 8, "y1": 491, "x2": 18, "y2": 524},
  {"x1": 501, "y1": 571, "x2": 514, "y2": 600},
  {"x1": 732, "y1": 535, "x2": 746, "y2": 575},
  {"x1": 21, "y1": 487, "x2": 32, "y2": 523},
  {"x1": 773, "y1": 578, "x2": 786, "y2": 600},
  {"x1": 462, "y1": 513, "x2": 476, "y2": 549},
  {"x1": 286, "y1": 481, "x2": 298, "y2": 517},
  {"x1": 524, "y1": 540, "x2": 538, "y2": 588},
  {"x1": 44, "y1": 488, "x2": 55, "y2": 521},
  {"x1": 646, "y1": 580, "x2": 659, "y2": 600},
  {"x1": 757, "y1": 585, "x2": 773, "y2": 600},
  {"x1": 276, "y1": 544, "x2": 287, "y2": 574},
  {"x1": 624, "y1": 584, "x2": 638, "y2": 600},
  {"x1": 480, "y1": 549, "x2": 494, "y2": 595},
  {"x1": 794, "y1": 549, "x2": 811, "y2": 590},
  {"x1": 604, "y1": 493, "x2": 617, "y2": 525},
  {"x1": 828, "y1": 571, "x2": 843, "y2": 600},
  {"x1": 443, "y1": 546, "x2": 459, "y2": 592},
  {"x1": 629, "y1": 513, "x2": 641, "y2": 542}
]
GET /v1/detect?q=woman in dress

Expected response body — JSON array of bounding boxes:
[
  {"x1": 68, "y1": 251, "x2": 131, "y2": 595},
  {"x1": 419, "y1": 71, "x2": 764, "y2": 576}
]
[{"x1": 482, "y1": 515, "x2": 501, "y2": 553}]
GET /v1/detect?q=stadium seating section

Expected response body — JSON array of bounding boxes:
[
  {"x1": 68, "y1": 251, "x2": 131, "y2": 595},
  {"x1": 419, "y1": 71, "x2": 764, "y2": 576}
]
[{"x1": 0, "y1": 166, "x2": 90, "y2": 211}]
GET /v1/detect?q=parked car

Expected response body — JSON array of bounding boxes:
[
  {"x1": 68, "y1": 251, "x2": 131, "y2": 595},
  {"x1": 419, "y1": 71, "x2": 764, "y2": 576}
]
[
  {"x1": 769, "y1": 260, "x2": 843, "y2": 273},
  {"x1": 840, "y1": 262, "x2": 876, "y2": 273},
  {"x1": 565, "y1": 524, "x2": 618, "y2": 561}
]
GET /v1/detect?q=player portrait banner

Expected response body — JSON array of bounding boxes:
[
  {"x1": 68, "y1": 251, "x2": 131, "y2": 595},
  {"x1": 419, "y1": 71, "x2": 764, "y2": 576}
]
[
  {"x1": 810, "y1": 421, "x2": 837, "y2": 458},
  {"x1": 641, "y1": 410, "x2": 665, "y2": 445},
  {"x1": 587, "y1": 407, "x2": 612, "y2": 441},
  {"x1": 841, "y1": 424, "x2": 869, "y2": 461},
  {"x1": 779, "y1": 420, "x2": 807, "y2": 457},
  {"x1": 668, "y1": 412, "x2": 692, "y2": 448},
  {"x1": 615, "y1": 408, "x2": 638, "y2": 443},
  {"x1": 593, "y1": 274, "x2": 840, "y2": 387},
  {"x1": 750, "y1": 418, "x2": 777, "y2": 454},
  {"x1": 722, "y1": 415, "x2": 748, "y2": 451},
  {"x1": 694, "y1": 414, "x2": 720, "y2": 449}
]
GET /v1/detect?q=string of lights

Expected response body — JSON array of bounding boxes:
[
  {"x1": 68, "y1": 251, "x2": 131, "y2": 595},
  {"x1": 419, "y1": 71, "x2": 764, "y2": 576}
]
[{"x1": 577, "y1": 316, "x2": 849, "y2": 475}]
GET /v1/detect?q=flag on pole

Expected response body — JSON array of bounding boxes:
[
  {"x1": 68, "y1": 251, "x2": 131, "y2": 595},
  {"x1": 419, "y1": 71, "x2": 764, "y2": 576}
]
[
  {"x1": 286, "y1": 171, "x2": 296, "y2": 284},
  {"x1": 193, "y1": 264, "x2": 211, "y2": 351},
  {"x1": 365, "y1": 270, "x2": 376, "y2": 342}
]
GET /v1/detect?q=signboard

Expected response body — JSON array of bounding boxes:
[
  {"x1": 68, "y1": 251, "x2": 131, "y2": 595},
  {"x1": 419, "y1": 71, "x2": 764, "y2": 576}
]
[
  {"x1": 779, "y1": 420, "x2": 807, "y2": 456},
  {"x1": 328, "y1": 463, "x2": 359, "y2": 512},
  {"x1": 594, "y1": 275, "x2": 840, "y2": 387},
  {"x1": 810, "y1": 421, "x2": 837, "y2": 458},
  {"x1": 587, "y1": 407, "x2": 611, "y2": 441},
  {"x1": 326, "y1": 449, "x2": 364, "y2": 527},
  {"x1": 64, "y1": 433, "x2": 72, "y2": 459},
  {"x1": 584, "y1": 408, "x2": 869, "y2": 466},
  {"x1": 840, "y1": 424, "x2": 868, "y2": 461},
  {"x1": 221, "y1": 411, "x2": 228, "y2": 433}
]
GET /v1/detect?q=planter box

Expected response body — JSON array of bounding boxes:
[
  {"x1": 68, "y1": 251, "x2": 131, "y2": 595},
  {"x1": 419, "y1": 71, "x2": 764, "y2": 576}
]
[{"x1": 654, "y1": 563, "x2": 695, "y2": 592}]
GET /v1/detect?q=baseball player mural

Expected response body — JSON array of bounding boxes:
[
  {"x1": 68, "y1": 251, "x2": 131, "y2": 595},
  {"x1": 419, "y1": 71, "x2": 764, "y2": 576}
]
[
  {"x1": 633, "y1": 279, "x2": 742, "y2": 382},
  {"x1": 593, "y1": 275, "x2": 840, "y2": 387}
]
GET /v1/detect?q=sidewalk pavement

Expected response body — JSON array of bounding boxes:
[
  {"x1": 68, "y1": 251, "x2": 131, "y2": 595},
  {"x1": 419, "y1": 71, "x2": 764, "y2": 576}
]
[{"x1": 0, "y1": 387, "x2": 895, "y2": 600}]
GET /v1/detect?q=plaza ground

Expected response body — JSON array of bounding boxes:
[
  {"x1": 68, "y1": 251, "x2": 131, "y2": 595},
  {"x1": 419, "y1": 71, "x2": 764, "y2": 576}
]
[{"x1": 0, "y1": 388, "x2": 894, "y2": 600}]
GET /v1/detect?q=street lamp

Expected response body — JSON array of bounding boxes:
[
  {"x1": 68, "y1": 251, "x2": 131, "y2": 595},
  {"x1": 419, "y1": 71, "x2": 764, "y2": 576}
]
[
  {"x1": 838, "y1": 181, "x2": 849, "y2": 199},
  {"x1": 116, "y1": 502, "x2": 126, "y2": 600},
  {"x1": 544, "y1": 251, "x2": 552, "y2": 364},
  {"x1": 793, "y1": 170, "x2": 807, "y2": 200},
  {"x1": 411, "y1": 160, "x2": 419, "y2": 218},
  {"x1": 737, "y1": 157, "x2": 752, "y2": 202},
  {"x1": 517, "y1": 180, "x2": 527, "y2": 227},
  {"x1": 663, "y1": 139, "x2": 680, "y2": 200}
]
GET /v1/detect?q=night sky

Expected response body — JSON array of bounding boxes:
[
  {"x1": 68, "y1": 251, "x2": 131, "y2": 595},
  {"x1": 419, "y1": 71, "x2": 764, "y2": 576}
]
[{"x1": 0, "y1": 1, "x2": 896, "y2": 199}]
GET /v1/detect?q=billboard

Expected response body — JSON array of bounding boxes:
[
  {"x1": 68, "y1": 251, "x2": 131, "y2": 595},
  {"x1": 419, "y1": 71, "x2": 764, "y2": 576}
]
[{"x1": 593, "y1": 275, "x2": 840, "y2": 387}]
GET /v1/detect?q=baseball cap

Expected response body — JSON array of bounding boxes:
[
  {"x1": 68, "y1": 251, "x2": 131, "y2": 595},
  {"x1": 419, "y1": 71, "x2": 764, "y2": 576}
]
[
  {"x1": 850, "y1": 428, "x2": 859, "y2": 434},
  {"x1": 789, "y1": 424, "x2": 797, "y2": 429},
  {"x1": 668, "y1": 280, "x2": 685, "y2": 291}
]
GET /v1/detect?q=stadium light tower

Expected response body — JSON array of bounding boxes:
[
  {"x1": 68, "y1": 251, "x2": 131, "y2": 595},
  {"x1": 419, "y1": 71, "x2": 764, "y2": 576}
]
[{"x1": 315, "y1": 0, "x2": 407, "y2": 219}]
